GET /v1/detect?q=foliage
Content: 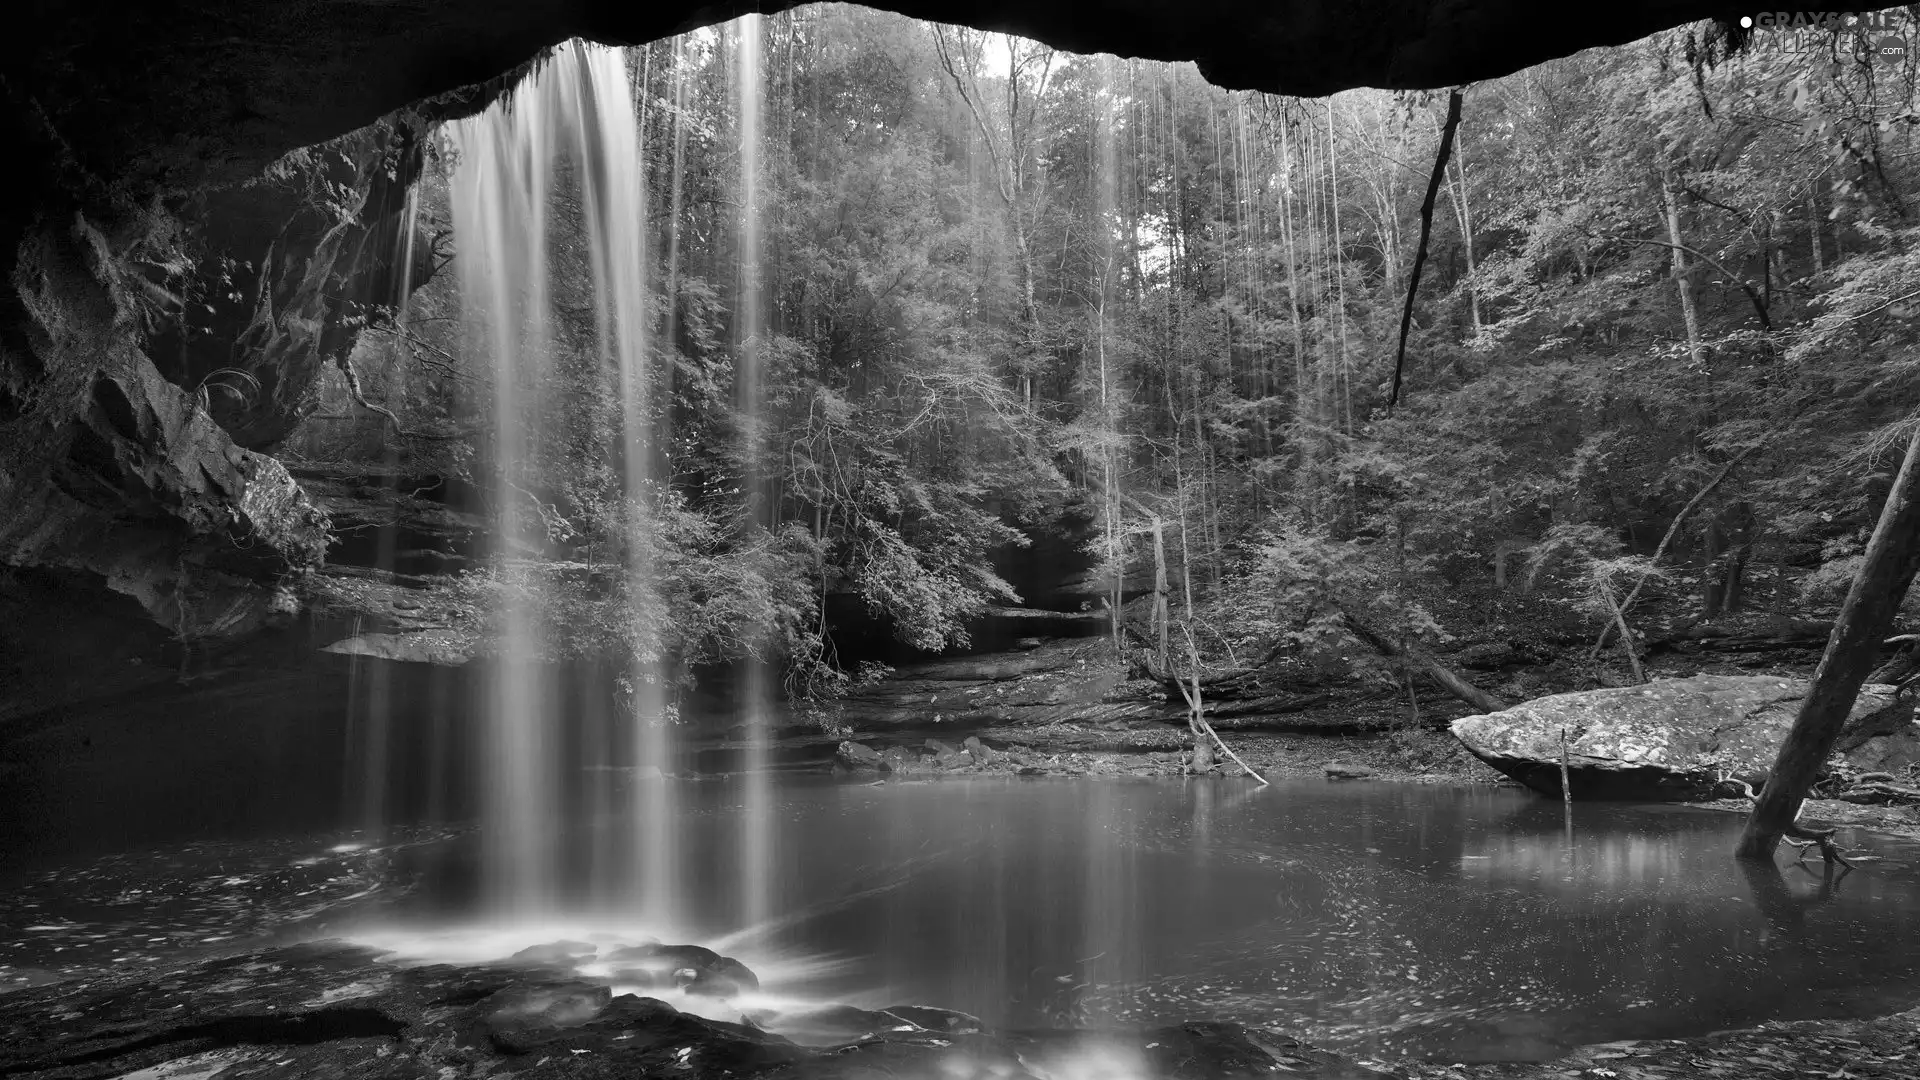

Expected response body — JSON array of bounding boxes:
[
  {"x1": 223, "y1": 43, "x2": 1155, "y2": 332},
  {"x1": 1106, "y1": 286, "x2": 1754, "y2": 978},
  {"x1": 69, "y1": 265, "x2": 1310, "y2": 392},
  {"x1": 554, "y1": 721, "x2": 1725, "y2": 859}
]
[{"x1": 334, "y1": 4, "x2": 1920, "y2": 713}]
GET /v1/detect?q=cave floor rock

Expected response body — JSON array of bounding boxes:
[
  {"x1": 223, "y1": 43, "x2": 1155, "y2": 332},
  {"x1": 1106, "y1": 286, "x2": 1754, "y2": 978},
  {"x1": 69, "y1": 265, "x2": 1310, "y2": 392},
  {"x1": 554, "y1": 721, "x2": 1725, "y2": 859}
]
[
  {"x1": 0, "y1": 943, "x2": 1397, "y2": 1080},
  {"x1": 4, "y1": 942, "x2": 1919, "y2": 1080}
]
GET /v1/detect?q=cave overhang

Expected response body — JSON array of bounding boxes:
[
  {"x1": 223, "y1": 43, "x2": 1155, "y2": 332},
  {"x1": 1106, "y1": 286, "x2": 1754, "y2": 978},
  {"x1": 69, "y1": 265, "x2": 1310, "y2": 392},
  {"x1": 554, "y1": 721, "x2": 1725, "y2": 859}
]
[{"x1": 10, "y1": 2, "x2": 1889, "y2": 212}]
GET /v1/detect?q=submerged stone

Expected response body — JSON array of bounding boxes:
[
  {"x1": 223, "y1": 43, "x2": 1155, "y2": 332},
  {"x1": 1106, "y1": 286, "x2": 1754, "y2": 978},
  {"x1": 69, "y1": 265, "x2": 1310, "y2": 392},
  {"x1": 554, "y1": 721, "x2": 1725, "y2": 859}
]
[
  {"x1": 1450, "y1": 674, "x2": 1917, "y2": 800},
  {"x1": 483, "y1": 980, "x2": 614, "y2": 1052},
  {"x1": 759, "y1": 1002, "x2": 923, "y2": 1043},
  {"x1": 884, "y1": 1003, "x2": 985, "y2": 1033},
  {"x1": 511, "y1": 939, "x2": 598, "y2": 964},
  {"x1": 604, "y1": 943, "x2": 759, "y2": 998},
  {"x1": 836, "y1": 741, "x2": 886, "y2": 771}
]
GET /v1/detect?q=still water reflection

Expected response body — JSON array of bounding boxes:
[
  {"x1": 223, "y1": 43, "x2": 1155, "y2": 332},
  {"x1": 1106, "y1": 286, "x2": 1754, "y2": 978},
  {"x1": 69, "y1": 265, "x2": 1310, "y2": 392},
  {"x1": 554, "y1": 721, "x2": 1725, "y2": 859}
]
[{"x1": 357, "y1": 777, "x2": 1920, "y2": 1062}]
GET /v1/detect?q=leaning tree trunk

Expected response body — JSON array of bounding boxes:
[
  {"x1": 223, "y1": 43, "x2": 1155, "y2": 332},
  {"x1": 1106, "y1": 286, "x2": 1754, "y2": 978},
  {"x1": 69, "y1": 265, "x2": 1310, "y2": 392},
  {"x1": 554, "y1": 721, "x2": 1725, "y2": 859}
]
[
  {"x1": 1735, "y1": 428, "x2": 1920, "y2": 861},
  {"x1": 1341, "y1": 614, "x2": 1508, "y2": 715}
]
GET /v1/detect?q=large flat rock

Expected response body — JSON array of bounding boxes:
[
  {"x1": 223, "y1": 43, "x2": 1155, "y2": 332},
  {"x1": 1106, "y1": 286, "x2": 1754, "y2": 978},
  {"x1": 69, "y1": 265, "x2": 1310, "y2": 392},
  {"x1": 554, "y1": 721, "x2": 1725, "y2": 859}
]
[{"x1": 1450, "y1": 675, "x2": 1915, "y2": 801}]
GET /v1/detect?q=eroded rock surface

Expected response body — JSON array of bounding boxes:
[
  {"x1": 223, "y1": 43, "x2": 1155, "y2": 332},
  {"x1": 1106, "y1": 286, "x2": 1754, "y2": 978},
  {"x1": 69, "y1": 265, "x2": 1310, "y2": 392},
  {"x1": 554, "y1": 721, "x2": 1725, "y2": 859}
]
[
  {"x1": 0, "y1": 942, "x2": 1397, "y2": 1079},
  {"x1": 1450, "y1": 675, "x2": 1917, "y2": 800}
]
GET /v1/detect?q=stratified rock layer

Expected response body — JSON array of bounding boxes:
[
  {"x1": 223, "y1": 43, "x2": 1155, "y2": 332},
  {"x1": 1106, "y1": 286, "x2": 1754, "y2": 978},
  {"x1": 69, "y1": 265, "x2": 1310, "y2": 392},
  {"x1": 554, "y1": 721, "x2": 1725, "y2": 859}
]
[
  {"x1": 1450, "y1": 675, "x2": 1917, "y2": 800},
  {"x1": 1, "y1": 222, "x2": 329, "y2": 641}
]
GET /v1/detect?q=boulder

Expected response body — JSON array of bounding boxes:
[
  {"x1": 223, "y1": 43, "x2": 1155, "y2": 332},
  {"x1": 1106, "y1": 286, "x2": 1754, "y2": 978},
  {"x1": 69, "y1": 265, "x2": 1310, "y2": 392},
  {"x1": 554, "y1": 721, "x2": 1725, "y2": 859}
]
[
  {"x1": 963, "y1": 735, "x2": 994, "y2": 765},
  {"x1": 925, "y1": 738, "x2": 972, "y2": 769},
  {"x1": 482, "y1": 981, "x2": 613, "y2": 1053},
  {"x1": 758, "y1": 1003, "x2": 923, "y2": 1043},
  {"x1": 1450, "y1": 675, "x2": 1917, "y2": 801},
  {"x1": 510, "y1": 940, "x2": 597, "y2": 965},
  {"x1": 835, "y1": 741, "x2": 886, "y2": 772},
  {"x1": 884, "y1": 1004, "x2": 985, "y2": 1033},
  {"x1": 604, "y1": 943, "x2": 759, "y2": 999}
]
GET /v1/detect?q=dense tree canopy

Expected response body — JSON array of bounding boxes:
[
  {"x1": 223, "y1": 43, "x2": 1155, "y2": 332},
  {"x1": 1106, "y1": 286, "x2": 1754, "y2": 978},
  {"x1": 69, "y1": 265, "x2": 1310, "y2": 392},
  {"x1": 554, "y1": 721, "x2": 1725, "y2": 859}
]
[{"x1": 297, "y1": 4, "x2": 1920, "y2": 718}]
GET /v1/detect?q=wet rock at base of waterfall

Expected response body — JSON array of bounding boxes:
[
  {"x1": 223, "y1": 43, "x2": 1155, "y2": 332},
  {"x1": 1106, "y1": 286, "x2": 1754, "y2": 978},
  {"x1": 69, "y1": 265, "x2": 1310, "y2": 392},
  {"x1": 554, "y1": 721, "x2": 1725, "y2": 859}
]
[
  {"x1": 1323, "y1": 762, "x2": 1377, "y2": 779},
  {"x1": 0, "y1": 941, "x2": 1403, "y2": 1080},
  {"x1": 510, "y1": 939, "x2": 598, "y2": 965},
  {"x1": 886, "y1": 1003, "x2": 986, "y2": 1033},
  {"x1": 605, "y1": 943, "x2": 760, "y2": 998},
  {"x1": 835, "y1": 740, "x2": 886, "y2": 772},
  {"x1": 483, "y1": 981, "x2": 614, "y2": 1053},
  {"x1": 1449, "y1": 674, "x2": 1917, "y2": 801},
  {"x1": 758, "y1": 1003, "x2": 924, "y2": 1043}
]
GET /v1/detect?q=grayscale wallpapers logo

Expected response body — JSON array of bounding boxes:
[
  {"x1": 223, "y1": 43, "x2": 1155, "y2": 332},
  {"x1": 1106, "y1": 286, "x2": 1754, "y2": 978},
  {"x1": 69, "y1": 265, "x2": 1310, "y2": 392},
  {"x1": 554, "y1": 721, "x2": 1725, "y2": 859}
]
[{"x1": 1738, "y1": 11, "x2": 1907, "y2": 61}]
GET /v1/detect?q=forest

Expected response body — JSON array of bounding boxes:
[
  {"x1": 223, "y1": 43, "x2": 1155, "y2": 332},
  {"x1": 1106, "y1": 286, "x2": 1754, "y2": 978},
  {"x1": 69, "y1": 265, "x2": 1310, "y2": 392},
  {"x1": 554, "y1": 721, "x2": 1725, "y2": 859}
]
[
  {"x1": 13, "y1": 6, "x2": 1920, "y2": 1079},
  {"x1": 286, "y1": 5, "x2": 1920, "y2": 730}
]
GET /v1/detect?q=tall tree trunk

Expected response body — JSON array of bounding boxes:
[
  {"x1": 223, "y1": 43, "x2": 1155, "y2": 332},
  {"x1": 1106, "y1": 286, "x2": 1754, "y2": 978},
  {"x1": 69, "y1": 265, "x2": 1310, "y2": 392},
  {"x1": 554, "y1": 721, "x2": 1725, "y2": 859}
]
[
  {"x1": 1807, "y1": 188, "x2": 1824, "y2": 276},
  {"x1": 1663, "y1": 168, "x2": 1704, "y2": 365},
  {"x1": 1175, "y1": 469, "x2": 1213, "y2": 775},
  {"x1": 1446, "y1": 151, "x2": 1481, "y2": 338},
  {"x1": 1701, "y1": 517, "x2": 1727, "y2": 619},
  {"x1": 1152, "y1": 518, "x2": 1171, "y2": 666},
  {"x1": 1735, "y1": 428, "x2": 1920, "y2": 860},
  {"x1": 1279, "y1": 115, "x2": 1312, "y2": 525}
]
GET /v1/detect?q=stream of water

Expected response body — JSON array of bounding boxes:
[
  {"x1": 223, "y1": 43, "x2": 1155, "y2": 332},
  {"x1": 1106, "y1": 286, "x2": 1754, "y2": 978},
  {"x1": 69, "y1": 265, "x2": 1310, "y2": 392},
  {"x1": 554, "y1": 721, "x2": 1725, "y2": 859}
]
[{"x1": 7, "y1": 778, "x2": 1920, "y2": 1062}]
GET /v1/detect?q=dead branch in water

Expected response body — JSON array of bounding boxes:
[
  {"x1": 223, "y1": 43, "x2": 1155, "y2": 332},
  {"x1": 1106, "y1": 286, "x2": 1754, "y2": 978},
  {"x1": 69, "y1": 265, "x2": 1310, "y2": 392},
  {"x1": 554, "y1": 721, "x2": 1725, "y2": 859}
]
[{"x1": 1174, "y1": 626, "x2": 1268, "y2": 784}]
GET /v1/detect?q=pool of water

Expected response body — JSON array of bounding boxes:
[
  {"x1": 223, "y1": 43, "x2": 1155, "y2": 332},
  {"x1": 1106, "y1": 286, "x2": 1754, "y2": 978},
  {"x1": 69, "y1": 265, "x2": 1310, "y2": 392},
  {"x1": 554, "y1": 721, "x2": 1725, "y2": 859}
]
[{"x1": 7, "y1": 776, "x2": 1920, "y2": 1063}]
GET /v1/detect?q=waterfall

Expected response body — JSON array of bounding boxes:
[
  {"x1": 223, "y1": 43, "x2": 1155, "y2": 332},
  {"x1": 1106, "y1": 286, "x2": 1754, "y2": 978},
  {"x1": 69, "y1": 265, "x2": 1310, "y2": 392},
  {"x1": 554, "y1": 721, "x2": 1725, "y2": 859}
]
[
  {"x1": 733, "y1": 13, "x2": 776, "y2": 938},
  {"x1": 447, "y1": 39, "x2": 674, "y2": 924}
]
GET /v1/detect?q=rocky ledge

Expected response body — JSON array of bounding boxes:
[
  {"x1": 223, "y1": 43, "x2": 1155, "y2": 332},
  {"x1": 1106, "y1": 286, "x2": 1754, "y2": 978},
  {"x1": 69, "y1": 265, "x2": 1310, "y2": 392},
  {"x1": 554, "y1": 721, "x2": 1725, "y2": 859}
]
[
  {"x1": 0, "y1": 942, "x2": 1393, "y2": 1080},
  {"x1": 1449, "y1": 675, "x2": 1918, "y2": 801}
]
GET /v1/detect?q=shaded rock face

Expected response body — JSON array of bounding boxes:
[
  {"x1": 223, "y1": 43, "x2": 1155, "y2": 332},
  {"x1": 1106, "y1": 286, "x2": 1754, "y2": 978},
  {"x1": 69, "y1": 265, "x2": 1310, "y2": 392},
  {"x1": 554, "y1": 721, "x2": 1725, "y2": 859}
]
[
  {"x1": 1450, "y1": 675, "x2": 1918, "y2": 801},
  {"x1": 153, "y1": 120, "x2": 439, "y2": 451},
  {"x1": 1, "y1": 222, "x2": 329, "y2": 640}
]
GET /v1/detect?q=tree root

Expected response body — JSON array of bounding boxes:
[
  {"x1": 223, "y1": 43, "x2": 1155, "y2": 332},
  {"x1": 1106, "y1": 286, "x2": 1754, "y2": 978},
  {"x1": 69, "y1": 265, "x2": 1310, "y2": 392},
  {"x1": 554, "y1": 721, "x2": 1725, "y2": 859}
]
[
  {"x1": 1781, "y1": 823, "x2": 1853, "y2": 870},
  {"x1": 1718, "y1": 768, "x2": 1857, "y2": 869}
]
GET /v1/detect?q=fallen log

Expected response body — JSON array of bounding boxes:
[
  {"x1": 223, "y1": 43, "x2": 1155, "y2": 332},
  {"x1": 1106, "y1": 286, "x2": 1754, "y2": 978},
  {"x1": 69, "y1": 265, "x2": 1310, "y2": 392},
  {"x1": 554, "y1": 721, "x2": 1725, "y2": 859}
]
[{"x1": 1340, "y1": 615, "x2": 1509, "y2": 715}]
